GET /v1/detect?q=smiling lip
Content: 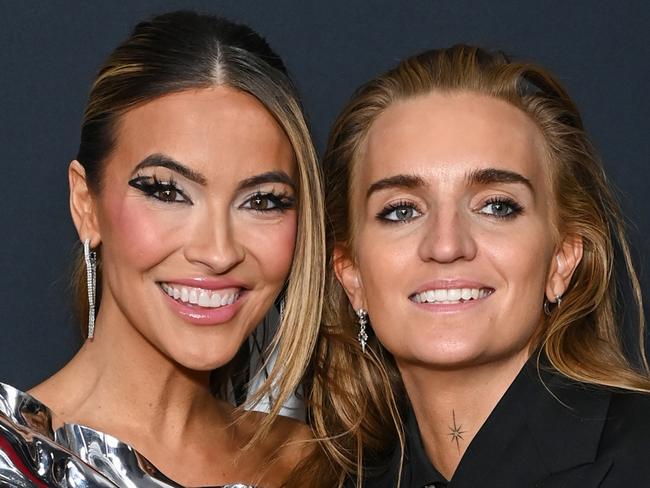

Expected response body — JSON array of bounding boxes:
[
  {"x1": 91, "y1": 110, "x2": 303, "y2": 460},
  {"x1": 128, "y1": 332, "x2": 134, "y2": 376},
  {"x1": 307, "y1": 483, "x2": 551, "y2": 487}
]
[
  {"x1": 158, "y1": 278, "x2": 248, "y2": 326},
  {"x1": 410, "y1": 280, "x2": 494, "y2": 311}
]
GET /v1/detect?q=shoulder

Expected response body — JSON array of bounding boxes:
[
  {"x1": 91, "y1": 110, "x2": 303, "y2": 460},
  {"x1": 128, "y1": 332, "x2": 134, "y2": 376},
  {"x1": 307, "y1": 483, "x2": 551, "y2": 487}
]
[
  {"x1": 237, "y1": 409, "x2": 314, "y2": 479},
  {"x1": 246, "y1": 409, "x2": 313, "y2": 453},
  {"x1": 0, "y1": 381, "x2": 54, "y2": 434},
  {"x1": 593, "y1": 390, "x2": 650, "y2": 485},
  {"x1": 602, "y1": 389, "x2": 650, "y2": 442}
]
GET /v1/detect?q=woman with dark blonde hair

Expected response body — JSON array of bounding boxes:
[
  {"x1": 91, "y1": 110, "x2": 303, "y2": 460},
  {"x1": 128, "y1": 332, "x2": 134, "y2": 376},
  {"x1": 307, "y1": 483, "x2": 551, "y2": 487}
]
[
  {"x1": 0, "y1": 10, "x2": 323, "y2": 488},
  {"x1": 301, "y1": 45, "x2": 650, "y2": 487}
]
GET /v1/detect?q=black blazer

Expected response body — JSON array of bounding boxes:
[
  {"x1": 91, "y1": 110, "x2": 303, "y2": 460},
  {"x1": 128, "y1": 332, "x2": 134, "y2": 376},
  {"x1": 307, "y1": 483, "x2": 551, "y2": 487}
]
[{"x1": 361, "y1": 358, "x2": 650, "y2": 487}]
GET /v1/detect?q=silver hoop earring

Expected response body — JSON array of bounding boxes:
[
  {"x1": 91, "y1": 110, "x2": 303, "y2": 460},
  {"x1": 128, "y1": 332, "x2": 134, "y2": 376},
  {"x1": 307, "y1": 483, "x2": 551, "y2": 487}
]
[
  {"x1": 543, "y1": 294, "x2": 563, "y2": 316},
  {"x1": 83, "y1": 239, "x2": 97, "y2": 339},
  {"x1": 356, "y1": 309, "x2": 369, "y2": 354}
]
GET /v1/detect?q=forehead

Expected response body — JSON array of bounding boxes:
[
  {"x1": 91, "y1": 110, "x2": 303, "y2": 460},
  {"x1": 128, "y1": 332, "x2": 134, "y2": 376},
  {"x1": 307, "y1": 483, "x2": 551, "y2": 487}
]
[
  {"x1": 360, "y1": 91, "x2": 547, "y2": 184},
  {"x1": 108, "y1": 86, "x2": 295, "y2": 178}
]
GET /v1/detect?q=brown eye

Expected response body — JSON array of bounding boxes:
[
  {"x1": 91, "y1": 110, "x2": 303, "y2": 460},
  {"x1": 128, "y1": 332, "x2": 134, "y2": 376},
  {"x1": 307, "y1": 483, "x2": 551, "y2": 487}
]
[
  {"x1": 241, "y1": 192, "x2": 294, "y2": 213},
  {"x1": 127, "y1": 176, "x2": 191, "y2": 204},
  {"x1": 158, "y1": 188, "x2": 179, "y2": 202},
  {"x1": 250, "y1": 195, "x2": 270, "y2": 210}
]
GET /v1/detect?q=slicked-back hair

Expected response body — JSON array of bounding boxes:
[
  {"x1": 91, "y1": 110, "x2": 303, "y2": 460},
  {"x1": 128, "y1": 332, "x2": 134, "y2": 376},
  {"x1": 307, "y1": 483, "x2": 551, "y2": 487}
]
[{"x1": 71, "y1": 10, "x2": 324, "y2": 446}]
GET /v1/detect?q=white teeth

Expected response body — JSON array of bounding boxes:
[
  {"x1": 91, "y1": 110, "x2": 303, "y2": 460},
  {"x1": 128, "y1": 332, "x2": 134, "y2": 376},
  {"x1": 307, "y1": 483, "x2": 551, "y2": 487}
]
[
  {"x1": 210, "y1": 293, "x2": 222, "y2": 307},
  {"x1": 448, "y1": 289, "x2": 461, "y2": 301},
  {"x1": 198, "y1": 291, "x2": 210, "y2": 307},
  {"x1": 160, "y1": 284, "x2": 240, "y2": 309},
  {"x1": 412, "y1": 287, "x2": 491, "y2": 304}
]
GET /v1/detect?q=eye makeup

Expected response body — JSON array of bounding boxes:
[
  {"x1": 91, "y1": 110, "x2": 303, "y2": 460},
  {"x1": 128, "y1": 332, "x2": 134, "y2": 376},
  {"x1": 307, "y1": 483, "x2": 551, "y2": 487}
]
[
  {"x1": 478, "y1": 196, "x2": 524, "y2": 219},
  {"x1": 239, "y1": 190, "x2": 296, "y2": 213},
  {"x1": 128, "y1": 174, "x2": 193, "y2": 204},
  {"x1": 376, "y1": 199, "x2": 423, "y2": 223}
]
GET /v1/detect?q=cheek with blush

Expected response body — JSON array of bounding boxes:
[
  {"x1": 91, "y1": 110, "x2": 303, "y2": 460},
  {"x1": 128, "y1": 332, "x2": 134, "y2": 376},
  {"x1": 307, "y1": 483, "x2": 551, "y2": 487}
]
[{"x1": 99, "y1": 195, "x2": 188, "y2": 271}]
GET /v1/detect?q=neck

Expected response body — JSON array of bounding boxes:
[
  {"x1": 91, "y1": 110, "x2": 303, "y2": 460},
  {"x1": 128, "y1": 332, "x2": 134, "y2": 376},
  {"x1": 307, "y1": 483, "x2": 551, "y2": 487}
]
[
  {"x1": 33, "y1": 295, "x2": 227, "y2": 448},
  {"x1": 398, "y1": 350, "x2": 530, "y2": 480}
]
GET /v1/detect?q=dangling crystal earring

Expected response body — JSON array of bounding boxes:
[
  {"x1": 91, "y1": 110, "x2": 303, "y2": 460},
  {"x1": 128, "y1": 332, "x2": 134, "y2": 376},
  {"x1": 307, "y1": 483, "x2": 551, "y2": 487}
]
[
  {"x1": 356, "y1": 309, "x2": 369, "y2": 354},
  {"x1": 83, "y1": 239, "x2": 97, "y2": 339},
  {"x1": 278, "y1": 299, "x2": 285, "y2": 324}
]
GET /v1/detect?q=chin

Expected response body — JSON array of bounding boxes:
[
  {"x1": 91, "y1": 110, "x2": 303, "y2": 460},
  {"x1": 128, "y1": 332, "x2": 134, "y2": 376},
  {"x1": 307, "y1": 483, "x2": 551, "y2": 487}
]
[
  {"x1": 402, "y1": 341, "x2": 491, "y2": 370},
  {"x1": 170, "y1": 347, "x2": 240, "y2": 372}
]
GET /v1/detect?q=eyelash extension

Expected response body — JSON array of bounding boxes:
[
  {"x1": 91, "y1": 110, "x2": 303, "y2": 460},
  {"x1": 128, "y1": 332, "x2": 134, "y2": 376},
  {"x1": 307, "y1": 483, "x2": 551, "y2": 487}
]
[
  {"x1": 128, "y1": 174, "x2": 192, "y2": 204},
  {"x1": 484, "y1": 196, "x2": 524, "y2": 219},
  {"x1": 375, "y1": 199, "x2": 421, "y2": 222},
  {"x1": 245, "y1": 191, "x2": 296, "y2": 212}
]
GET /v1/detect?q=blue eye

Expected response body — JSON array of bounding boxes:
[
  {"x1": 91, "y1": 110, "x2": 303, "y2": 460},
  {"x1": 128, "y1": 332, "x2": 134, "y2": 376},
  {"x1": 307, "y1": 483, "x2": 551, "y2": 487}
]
[
  {"x1": 377, "y1": 202, "x2": 422, "y2": 222},
  {"x1": 128, "y1": 176, "x2": 192, "y2": 204},
  {"x1": 479, "y1": 198, "x2": 522, "y2": 219}
]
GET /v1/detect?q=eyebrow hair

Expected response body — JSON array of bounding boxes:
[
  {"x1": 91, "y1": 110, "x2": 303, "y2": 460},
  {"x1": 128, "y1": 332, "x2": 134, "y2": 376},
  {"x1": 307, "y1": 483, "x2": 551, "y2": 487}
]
[
  {"x1": 237, "y1": 171, "x2": 296, "y2": 192},
  {"x1": 366, "y1": 174, "x2": 426, "y2": 199},
  {"x1": 132, "y1": 153, "x2": 207, "y2": 185},
  {"x1": 466, "y1": 167, "x2": 534, "y2": 192}
]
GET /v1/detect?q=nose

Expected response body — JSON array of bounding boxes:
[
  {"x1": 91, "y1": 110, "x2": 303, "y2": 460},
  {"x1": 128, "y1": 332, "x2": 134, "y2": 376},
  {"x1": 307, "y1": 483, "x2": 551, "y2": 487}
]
[
  {"x1": 417, "y1": 205, "x2": 478, "y2": 263},
  {"x1": 183, "y1": 207, "x2": 245, "y2": 274}
]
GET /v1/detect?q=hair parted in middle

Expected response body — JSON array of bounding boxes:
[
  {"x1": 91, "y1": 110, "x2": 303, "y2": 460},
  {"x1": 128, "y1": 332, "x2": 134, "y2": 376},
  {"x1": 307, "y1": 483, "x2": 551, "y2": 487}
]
[
  {"x1": 71, "y1": 10, "x2": 325, "y2": 445},
  {"x1": 292, "y1": 44, "x2": 649, "y2": 486}
]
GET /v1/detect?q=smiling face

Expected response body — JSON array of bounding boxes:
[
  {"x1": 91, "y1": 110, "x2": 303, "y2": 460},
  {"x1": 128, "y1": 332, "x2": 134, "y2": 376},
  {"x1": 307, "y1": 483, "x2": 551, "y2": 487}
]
[
  {"x1": 336, "y1": 91, "x2": 581, "y2": 370},
  {"x1": 71, "y1": 86, "x2": 297, "y2": 370}
]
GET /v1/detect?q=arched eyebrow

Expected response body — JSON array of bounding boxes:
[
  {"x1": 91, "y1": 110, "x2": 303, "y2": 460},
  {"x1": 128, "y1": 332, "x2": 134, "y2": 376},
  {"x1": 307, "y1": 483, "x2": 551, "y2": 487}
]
[
  {"x1": 366, "y1": 168, "x2": 534, "y2": 200},
  {"x1": 466, "y1": 168, "x2": 533, "y2": 193},
  {"x1": 132, "y1": 153, "x2": 207, "y2": 185},
  {"x1": 366, "y1": 174, "x2": 426, "y2": 199},
  {"x1": 131, "y1": 154, "x2": 295, "y2": 192},
  {"x1": 236, "y1": 171, "x2": 296, "y2": 192}
]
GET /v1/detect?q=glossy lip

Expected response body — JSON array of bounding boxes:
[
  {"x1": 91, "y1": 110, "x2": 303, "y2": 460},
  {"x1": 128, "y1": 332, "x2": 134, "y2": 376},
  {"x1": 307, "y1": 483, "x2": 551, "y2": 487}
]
[
  {"x1": 409, "y1": 279, "x2": 495, "y2": 313},
  {"x1": 157, "y1": 278, "x2": 248, "y2": 326}
]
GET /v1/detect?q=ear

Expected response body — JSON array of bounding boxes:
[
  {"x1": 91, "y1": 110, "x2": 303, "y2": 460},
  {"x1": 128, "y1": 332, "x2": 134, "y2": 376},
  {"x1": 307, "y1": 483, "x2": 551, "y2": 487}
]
[
  {"x1": 333, "y1": 245, "x2": 366, "y2": 311},
  {"x1": 546, "y1": 234, "x2": 583, "y2": 302},
  {"x1": 69, "y1": 160, "x2": 101, "y2": 247}
]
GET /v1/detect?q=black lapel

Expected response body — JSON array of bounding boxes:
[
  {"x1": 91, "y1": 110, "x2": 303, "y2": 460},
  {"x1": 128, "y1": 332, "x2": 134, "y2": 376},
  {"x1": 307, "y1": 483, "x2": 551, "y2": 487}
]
[{"x1": 450, "y1": 359, "x2": 611, "y2": 487}]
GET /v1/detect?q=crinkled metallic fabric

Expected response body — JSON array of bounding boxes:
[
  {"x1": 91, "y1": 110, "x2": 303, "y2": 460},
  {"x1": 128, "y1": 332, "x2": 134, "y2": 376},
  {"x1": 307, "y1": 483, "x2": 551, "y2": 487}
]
[{"x1": 0, "y1": 382, "x2": 256, "y2": 488}]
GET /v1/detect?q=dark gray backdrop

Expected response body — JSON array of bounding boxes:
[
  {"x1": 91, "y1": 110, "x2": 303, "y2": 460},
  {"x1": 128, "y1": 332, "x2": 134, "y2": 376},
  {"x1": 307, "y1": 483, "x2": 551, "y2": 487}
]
[{"x1": 1, "y1": 1, "x2": 648, "y2": 389}]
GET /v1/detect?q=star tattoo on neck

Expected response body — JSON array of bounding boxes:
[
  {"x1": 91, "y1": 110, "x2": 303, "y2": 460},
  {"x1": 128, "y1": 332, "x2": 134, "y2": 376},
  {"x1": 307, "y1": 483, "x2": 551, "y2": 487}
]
[{"x1": 447, "y1": 410, "x2": 467, "y2": 454}]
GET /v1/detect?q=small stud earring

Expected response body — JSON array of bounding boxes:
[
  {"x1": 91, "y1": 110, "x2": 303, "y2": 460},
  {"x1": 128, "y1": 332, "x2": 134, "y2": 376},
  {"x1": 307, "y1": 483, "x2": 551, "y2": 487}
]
[{"x1": 83, "y1": 239, "x2": 97, "y2": 339}]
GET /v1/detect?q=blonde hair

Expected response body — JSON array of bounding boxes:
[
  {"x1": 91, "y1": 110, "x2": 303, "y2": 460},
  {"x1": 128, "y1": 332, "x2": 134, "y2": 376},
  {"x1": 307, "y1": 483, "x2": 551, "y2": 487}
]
[
  {"x1": 71, "y1": 11, "x2": 324, "y2": 443},
  {"x1": 297, "y1": 45, "x2": 649, "y2": 486}
]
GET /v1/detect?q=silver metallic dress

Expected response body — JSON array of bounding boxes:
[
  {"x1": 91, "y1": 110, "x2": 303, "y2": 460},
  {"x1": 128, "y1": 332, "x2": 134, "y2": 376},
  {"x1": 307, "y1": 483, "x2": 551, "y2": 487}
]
[{"x1": 0, "y1": 382, "x2": 257, "y2": 488}]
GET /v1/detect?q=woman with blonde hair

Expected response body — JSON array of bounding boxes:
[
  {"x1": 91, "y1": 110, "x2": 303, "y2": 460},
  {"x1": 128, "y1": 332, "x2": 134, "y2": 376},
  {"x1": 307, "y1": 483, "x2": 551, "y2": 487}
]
[
  {"x1": 303, "y1": 45, "x2": 650, "y2": 487},
  {"x1": 0, "y1": 10, "x2": 323, "y2": 488}
]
